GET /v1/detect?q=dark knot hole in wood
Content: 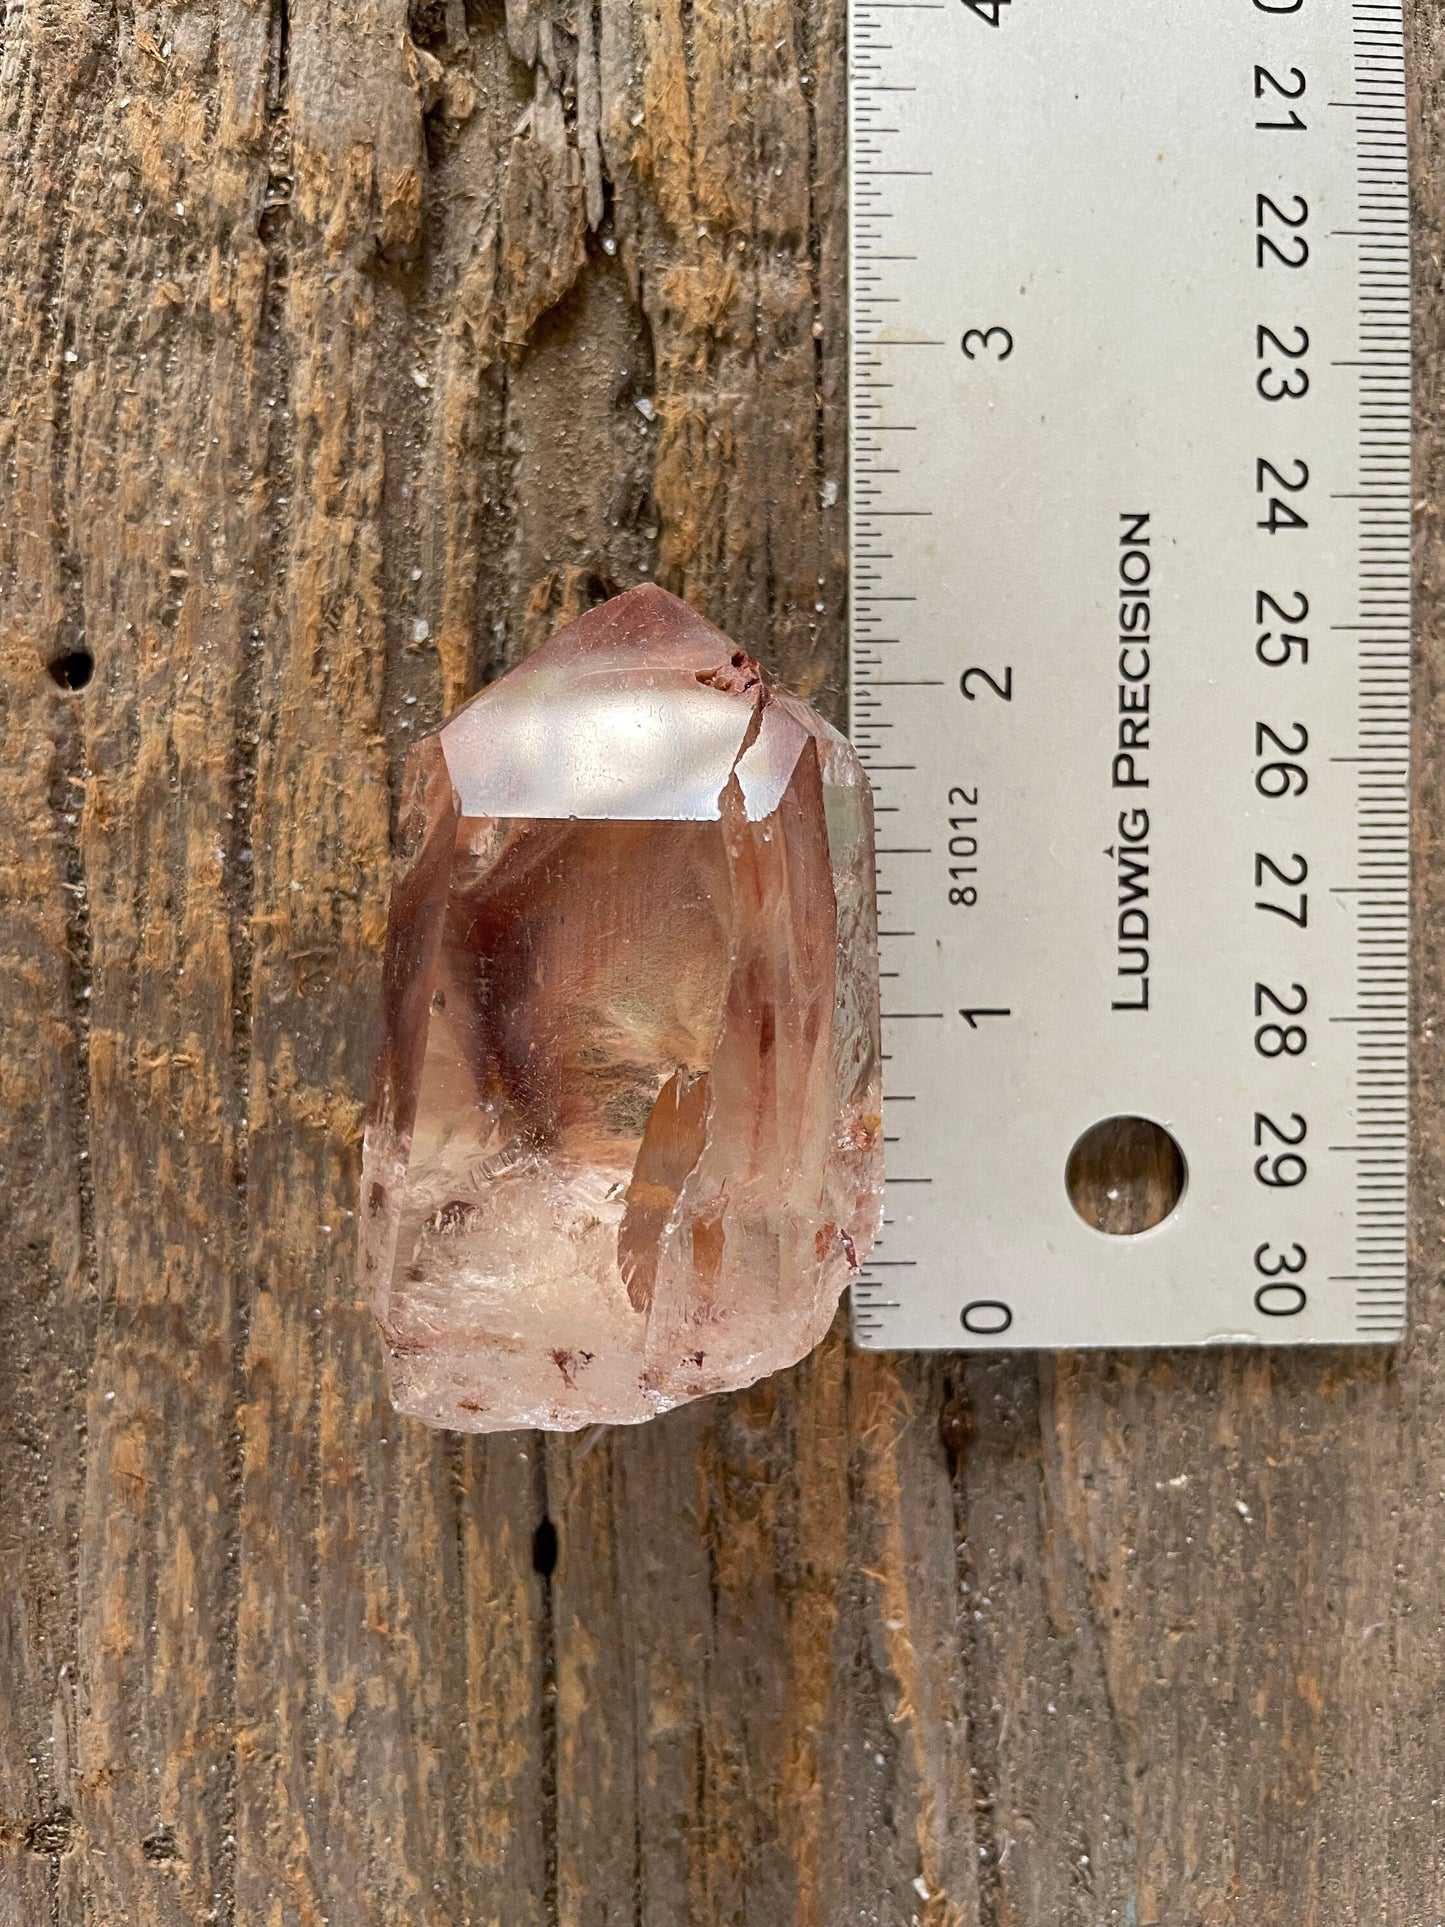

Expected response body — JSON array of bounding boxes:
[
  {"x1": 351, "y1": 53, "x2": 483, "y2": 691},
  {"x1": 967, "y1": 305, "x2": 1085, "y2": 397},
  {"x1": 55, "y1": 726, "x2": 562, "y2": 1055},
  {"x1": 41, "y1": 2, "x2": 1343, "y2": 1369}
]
[
  {"x1": 1065, "y1": 1114, "x2": 1186, "y2": 1236},
  {"x1": 47, "y1": 648, "x2": 93, "y2": 691},
  {"x1": 532, "y1": 1516, "x2": 558, "y2": 1577}
]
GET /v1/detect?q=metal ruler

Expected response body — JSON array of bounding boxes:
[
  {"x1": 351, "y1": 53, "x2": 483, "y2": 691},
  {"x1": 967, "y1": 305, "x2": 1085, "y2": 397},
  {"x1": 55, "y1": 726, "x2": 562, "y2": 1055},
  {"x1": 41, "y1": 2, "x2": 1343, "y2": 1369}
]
[{"x1": 848, "y1": 0, "x2": 1412, "y2": 1348}]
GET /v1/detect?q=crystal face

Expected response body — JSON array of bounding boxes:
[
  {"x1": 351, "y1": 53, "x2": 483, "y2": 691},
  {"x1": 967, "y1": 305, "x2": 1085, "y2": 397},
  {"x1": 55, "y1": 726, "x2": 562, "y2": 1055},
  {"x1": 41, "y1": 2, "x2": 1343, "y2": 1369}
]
[{"x1": 361, "y1": 585, "x2": 883, "y2": 1432}]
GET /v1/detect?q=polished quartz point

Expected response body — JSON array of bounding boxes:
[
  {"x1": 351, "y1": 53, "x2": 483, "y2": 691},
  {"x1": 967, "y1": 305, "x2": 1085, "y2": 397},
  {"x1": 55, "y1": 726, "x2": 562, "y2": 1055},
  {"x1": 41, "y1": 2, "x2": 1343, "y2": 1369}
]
[{"x1": 361, "y1": 584, "x2": 883, "y2": 1432}]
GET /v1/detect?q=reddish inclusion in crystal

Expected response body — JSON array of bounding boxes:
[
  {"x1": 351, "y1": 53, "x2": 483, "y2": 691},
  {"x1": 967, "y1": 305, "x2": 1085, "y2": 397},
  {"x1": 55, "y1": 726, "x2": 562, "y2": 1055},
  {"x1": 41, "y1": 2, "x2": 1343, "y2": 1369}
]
[{"x1": 362, "y1": 585, "x2": 883, "y2": 1432}]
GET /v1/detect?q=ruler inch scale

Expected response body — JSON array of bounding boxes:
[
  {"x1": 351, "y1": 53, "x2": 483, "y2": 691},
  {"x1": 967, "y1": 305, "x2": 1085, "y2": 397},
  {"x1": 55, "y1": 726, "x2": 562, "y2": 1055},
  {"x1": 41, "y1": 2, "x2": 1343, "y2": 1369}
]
[{"x1": 849, "y1": 0, "x2": 1412, "y2": 1349}]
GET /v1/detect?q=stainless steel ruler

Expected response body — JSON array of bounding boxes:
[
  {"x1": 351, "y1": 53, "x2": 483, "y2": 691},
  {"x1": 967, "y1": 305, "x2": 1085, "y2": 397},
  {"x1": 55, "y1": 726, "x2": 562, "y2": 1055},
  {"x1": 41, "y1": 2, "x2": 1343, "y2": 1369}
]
[{"x1": 848, "y1": 0, "x2": 1412, "y2": 1347}]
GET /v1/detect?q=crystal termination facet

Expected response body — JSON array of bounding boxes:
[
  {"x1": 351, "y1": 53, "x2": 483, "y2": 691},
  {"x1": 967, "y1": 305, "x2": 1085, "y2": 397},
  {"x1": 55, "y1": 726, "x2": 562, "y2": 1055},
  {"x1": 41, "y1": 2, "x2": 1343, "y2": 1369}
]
[{"x1": 361, "y1": 585, "x2": 883, "y2": 1432}]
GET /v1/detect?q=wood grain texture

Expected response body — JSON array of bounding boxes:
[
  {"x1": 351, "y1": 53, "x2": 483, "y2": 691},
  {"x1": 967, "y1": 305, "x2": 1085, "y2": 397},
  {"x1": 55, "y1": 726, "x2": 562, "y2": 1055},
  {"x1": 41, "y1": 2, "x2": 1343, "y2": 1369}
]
[{"x1": 1, "y1": 1, "x2": 1443, "y2": 1922}]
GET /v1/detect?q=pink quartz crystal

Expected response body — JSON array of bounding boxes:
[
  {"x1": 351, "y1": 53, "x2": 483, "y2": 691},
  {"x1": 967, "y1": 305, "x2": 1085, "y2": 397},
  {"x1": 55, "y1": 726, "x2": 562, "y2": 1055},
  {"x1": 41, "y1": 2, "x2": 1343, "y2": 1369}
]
[{"x1": 361, "y1": 584, "x2": 883, "y2": 1432}]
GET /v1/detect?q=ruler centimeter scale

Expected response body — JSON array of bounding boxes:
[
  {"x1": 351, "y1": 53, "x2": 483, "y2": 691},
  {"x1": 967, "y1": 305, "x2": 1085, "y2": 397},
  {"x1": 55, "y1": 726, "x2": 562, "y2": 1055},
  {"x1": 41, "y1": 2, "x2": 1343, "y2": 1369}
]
[{"x1": 848, "y1": 0, "x2": 1411, "y2": 1348}]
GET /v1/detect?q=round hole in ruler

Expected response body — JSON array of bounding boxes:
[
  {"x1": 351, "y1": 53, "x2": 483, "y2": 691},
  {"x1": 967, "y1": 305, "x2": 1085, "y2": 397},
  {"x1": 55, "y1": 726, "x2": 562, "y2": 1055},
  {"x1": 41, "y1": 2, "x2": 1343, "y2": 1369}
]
[{"x1": 1065, "y1": 1116, "x2": 1185, "y2": 1237}]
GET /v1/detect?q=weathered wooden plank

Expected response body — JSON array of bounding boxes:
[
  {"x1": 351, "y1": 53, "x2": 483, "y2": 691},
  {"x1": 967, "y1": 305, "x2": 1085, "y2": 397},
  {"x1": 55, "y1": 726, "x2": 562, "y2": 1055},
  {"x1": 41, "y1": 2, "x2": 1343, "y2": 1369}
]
[
  {"x1": 545, "y1": 1333, "x2": 974, "y2": 1927},
  {"x1": 846, "y1": 1353, "x2": 978, "y2": 1927},
  {"x1": 0, "y1": 12, "x2": 96, "y2": 1921},
  {"x1": 549, "y1": 1429, "x2": 638, "y2": 1927},
  {"x1": 599, "y1": 0, "x2": 840, "y2": 697},
  {"x1": 26, "y1": 3, "x2": 276, "y2": 1917},
  {"x1": 232, "y1": 7, "x2": 471, "y2": 1922},
  {"x1": 3, "y1": 1, "x2": 1445, "y2": 1923},
  {"x1": 612, "y1": 1411, "x2": 716, "y2": 1923},
  {"x1": 454, "y1": 1434, "x2": 549, "y2": 1927},
  {"x1": 949, "y1": 1347, "x2": 1425, "y2": 1923}
]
